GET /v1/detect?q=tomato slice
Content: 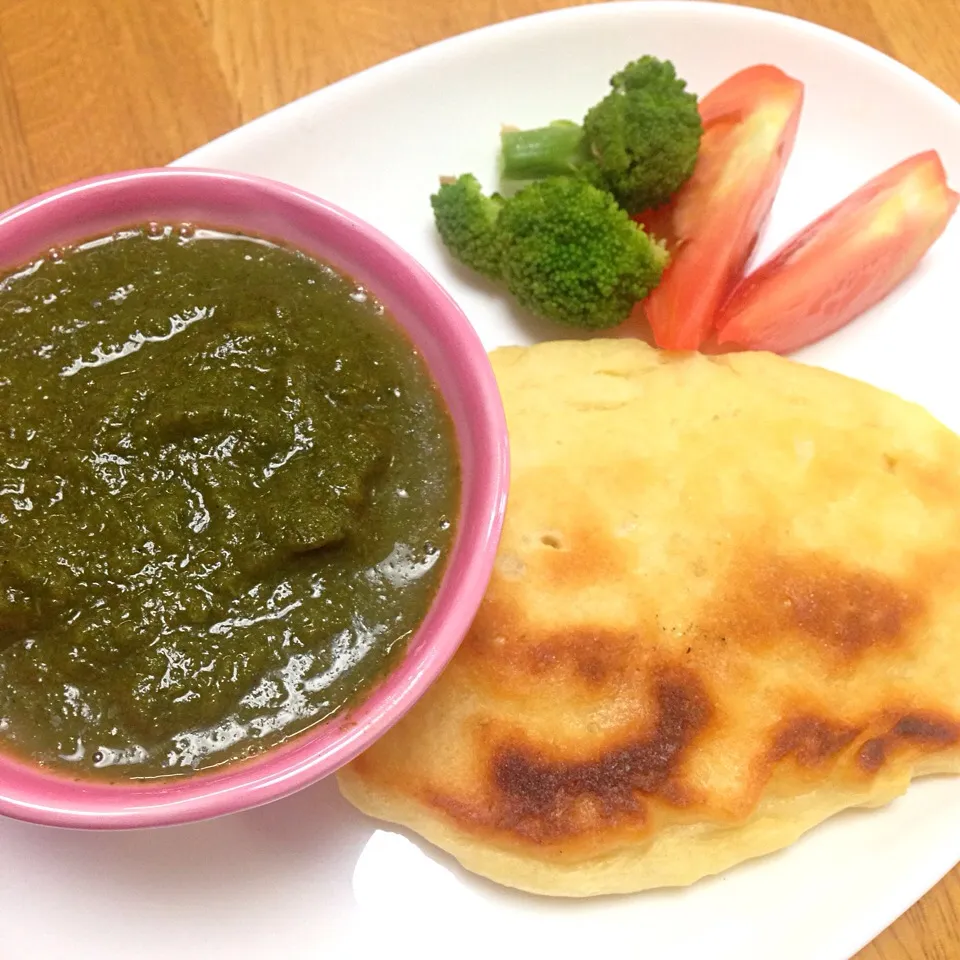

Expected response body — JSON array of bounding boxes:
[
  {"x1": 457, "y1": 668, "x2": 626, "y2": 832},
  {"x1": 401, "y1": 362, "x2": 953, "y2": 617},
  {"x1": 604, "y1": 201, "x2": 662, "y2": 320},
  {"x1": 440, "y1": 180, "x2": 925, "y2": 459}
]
[
  {"x1": 641, "y1": 65, "x2": 804, "y2": 351},
  {"x1": 715, "y1": 151, "x2": 959, "y2": 353}
]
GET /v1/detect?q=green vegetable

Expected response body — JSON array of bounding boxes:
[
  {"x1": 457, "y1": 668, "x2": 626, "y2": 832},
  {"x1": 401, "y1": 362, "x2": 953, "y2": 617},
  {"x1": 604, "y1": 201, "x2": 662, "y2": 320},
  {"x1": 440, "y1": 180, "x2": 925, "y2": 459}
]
[
  {"x1": 430, "y1": 173, "x2": 504, "y2": 279},
  {"x1": 431, "y1": 174, "x2": 668, "y2": 330},
  {"x1": 498, "y1": 120, "x2": 584, "y2": 181},
  {"x1": 500, "y1": 56, "x2": 703, "y2": 213}
]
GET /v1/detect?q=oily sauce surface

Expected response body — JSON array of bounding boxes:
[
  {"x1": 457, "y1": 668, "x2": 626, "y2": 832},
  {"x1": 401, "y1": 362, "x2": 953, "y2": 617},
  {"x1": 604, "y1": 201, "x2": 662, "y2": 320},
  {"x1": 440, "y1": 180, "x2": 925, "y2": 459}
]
[{"x1": 0, "y1": 226, "x2": 458, "y2": 779}]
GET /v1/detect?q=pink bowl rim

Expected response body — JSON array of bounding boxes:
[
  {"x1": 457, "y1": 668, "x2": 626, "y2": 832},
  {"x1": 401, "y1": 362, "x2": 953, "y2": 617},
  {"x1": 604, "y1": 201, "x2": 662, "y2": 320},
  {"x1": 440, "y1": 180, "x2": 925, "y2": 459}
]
[{"x1": 0, "y1": 166, "x2": 509, "y2": 829}]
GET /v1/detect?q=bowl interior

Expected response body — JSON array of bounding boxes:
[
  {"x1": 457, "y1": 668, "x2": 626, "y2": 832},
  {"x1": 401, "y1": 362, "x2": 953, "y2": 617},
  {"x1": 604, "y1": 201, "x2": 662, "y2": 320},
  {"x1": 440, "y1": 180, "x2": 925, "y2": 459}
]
[{"x1": 0, "y1": 168, "x2": 507, "y2": 827}]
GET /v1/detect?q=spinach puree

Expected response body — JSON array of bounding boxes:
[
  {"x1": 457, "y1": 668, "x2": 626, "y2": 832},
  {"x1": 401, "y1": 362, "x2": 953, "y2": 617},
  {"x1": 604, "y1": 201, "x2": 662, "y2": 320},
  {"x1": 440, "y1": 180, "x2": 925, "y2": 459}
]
[{"x1": 0, "y1": 225, "x2": 458, "y2": 779}]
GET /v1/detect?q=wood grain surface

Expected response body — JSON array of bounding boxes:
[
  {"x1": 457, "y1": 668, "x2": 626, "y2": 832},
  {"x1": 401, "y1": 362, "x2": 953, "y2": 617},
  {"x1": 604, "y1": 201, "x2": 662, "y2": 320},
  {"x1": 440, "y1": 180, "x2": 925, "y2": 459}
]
[{"x1": 0, "y1": 1, "x2": 956, "y2": 956}]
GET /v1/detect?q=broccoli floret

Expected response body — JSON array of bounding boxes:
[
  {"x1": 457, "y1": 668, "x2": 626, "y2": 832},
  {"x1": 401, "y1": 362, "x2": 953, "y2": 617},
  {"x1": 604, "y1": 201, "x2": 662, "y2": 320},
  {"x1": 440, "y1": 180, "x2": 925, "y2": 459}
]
[
  {"x1": 429, "y1": 173, "x2": 505, "y2": 279},
  {"x1": 431, "y1": 175, "x2": 668, "y2": 330},
  {"x1": 499, "y1": 178, "x2": 668, "y2": 329},
  {"x1": 500, "y1": 56, "x2": 702, "y2": 213}
]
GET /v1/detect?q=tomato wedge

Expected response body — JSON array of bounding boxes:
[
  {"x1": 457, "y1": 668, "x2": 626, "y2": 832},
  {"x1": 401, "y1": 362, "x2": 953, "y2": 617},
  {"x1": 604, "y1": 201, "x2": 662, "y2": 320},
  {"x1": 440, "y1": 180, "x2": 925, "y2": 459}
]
[
  {"x1": 641, "y1": 65, "x2": 804, "y2": 351},
  {"x1": 715, "y1": 151, "x2": 959, "y2": 353}
]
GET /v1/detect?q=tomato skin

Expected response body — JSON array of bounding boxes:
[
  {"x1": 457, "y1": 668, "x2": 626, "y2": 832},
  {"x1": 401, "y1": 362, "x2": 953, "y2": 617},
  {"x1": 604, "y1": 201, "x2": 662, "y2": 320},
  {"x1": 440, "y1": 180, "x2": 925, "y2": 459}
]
[
  {"x1": 715, "y1": 151, "x2": 959, "y2": 354},
  {"x1": 642, "y1": 66, "x2": 804, "y2": 351}
]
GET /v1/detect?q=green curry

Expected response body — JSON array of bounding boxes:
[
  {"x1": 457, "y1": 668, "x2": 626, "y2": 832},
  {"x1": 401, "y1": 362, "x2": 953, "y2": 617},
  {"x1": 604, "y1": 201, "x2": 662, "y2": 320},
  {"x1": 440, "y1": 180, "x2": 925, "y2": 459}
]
[{"x1": 0, "y1": 225, "x2": 458, "y2": 779}]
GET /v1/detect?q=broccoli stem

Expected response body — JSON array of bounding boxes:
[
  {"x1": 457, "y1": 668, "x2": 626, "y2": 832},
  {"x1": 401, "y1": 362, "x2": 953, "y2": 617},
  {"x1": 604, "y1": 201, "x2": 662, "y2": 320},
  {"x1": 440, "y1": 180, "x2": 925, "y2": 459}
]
[{"x1": 500, "y1": 121, "x2": 586, "y2": 181}]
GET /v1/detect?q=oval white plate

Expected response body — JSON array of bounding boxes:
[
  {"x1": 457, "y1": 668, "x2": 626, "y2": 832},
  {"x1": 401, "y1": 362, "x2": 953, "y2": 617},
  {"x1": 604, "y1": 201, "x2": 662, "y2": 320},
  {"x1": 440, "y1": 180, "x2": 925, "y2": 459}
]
[{"x1": 4, "y1": 3, "x2": 960, "y2": 959}]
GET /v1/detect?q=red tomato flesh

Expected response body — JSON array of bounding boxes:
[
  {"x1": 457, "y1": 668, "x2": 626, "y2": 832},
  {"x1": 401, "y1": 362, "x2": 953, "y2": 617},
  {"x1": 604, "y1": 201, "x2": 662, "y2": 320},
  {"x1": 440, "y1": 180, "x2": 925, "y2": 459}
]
[
  {"x1": 642, "y1": 65, "x2": 804, "y2": 351},
  {"x1": 715, "y1": 150, "x2": 959, "y2": 354}
]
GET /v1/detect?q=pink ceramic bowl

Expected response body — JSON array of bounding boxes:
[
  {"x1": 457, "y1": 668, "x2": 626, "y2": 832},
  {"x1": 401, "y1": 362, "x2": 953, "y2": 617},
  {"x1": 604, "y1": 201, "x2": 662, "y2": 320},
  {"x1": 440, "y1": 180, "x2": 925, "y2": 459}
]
[{"x1": 0, "y1": 167, "x2": 508, "y2": 829}]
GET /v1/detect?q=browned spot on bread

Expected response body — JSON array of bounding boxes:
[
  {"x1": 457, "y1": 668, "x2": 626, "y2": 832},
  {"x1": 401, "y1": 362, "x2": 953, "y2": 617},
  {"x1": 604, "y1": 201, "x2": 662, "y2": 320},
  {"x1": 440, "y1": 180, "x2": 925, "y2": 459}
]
[
  {"x1": 778, "y1": 565, "x2": 914, "y2": 654},
  {"x1": 537, "y1": 521, "x2": 635, "y2": 589},
  {"x1": 857, "y1": 712, "x2": 960, "y2": 773},
  {"x1": 770, "y1": 716, "x2": 861, "y2": 767},
  {"x1": 858, "y1": 738, "x2": 886, "y2": 772},
  {"x1": 705, "y1": 551, "x2": 922, "y2": 660},
  {"x1": 891, "y1": 713, "x2": 958, "y2": 743},
  {"x1": 576, "y1": 652, "x2": 611, "y2": 685},
  {"x1": 522, "y1": 630, "x2": 632, "y2": 686},
  {"x1": 478, "y1": 667, "x2": 712, "y2": 842},
  {"x1": 461, "y1": 595, "x2": 637, "y2": 694},
  {"x1": 528, "y1": 643, "x2": 560, "y2": 675}
]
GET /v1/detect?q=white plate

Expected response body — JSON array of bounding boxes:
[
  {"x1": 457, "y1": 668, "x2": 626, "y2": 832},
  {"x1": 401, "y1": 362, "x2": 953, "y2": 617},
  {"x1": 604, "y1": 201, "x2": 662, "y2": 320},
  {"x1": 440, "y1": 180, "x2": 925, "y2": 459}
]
[{"x1": 4, "y1": 3, "x2": 960, "y2": 958}]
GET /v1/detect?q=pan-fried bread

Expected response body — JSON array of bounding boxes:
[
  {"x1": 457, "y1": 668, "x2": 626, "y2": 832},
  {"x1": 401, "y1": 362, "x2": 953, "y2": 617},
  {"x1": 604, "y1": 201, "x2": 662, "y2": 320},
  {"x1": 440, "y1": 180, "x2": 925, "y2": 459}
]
[{"x1": 338, "y1": 339, "x2": 960, "y2": 896}]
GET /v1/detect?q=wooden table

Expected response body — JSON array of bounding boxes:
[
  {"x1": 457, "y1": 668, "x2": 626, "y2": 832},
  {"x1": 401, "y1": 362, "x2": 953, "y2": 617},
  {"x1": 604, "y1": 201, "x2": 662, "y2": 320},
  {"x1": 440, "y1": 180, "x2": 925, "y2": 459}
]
[{"x1": 0, "y1": 0, "x2": 956, "y2": 956}]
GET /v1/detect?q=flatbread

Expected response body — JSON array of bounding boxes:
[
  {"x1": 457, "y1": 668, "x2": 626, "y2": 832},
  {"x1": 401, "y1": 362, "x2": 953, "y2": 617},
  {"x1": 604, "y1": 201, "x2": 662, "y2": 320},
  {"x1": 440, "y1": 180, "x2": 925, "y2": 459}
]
[{"x1": 338, "y1": 339, "x2": 960, "y2": 896}]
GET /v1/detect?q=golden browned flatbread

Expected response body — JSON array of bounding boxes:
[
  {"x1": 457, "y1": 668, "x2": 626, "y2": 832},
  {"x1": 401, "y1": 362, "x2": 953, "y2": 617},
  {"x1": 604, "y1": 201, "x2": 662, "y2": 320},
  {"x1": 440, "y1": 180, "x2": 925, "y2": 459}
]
[{"x1": 338, "y1": 339, "x2": 960, "y2": 896}]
